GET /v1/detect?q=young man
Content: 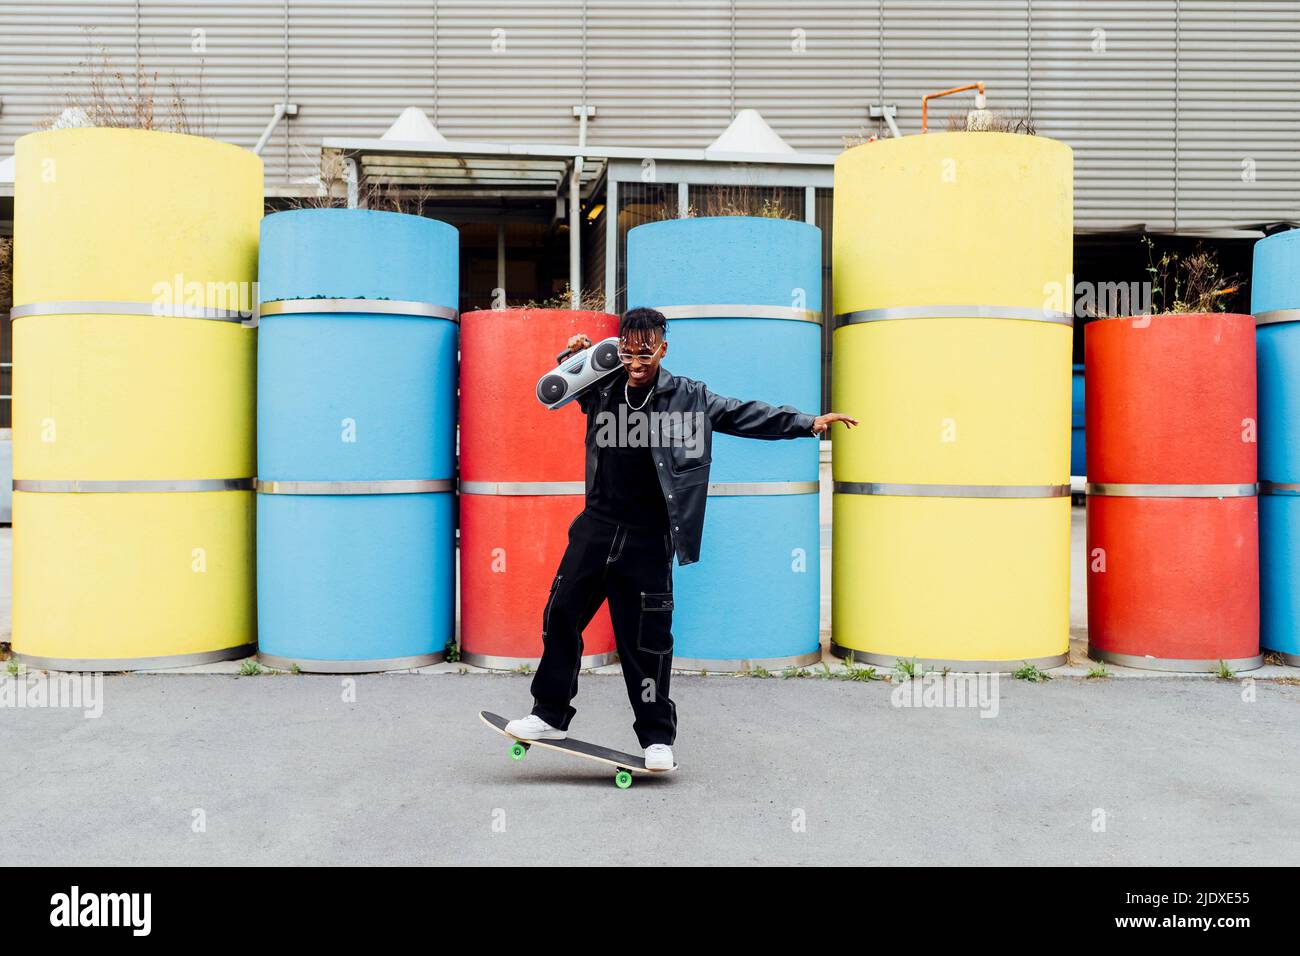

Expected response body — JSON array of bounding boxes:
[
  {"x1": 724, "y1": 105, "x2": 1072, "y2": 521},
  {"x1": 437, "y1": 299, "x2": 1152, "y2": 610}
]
[{"x1": 506, "y1": 307, "x2": 858, "y2": 769}]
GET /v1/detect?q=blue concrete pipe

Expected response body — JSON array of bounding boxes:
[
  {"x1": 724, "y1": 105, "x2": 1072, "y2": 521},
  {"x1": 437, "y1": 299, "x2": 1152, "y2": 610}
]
[
  {"x1": 627, "y1": 216, "x2": 822, "y2": 669},
  {"x1": 1253, "y1": 227, "x2": 1300, "y2": 664},
  {"x1": 256, "y1": 209, "x2": 459, "y2": 671},
  {"x1": 1071, "y1": 363, "x2": 1086, "y2": 478}
]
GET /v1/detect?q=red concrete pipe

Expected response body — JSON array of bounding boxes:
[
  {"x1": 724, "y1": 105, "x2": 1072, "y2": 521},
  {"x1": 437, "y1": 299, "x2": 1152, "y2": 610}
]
[
  {"x1": 1084, "y1": 313, "x2": 1256, "y2": 484},
  {"x1": 458, "y1": 309, "x2": 618, "y2": 667},
  {"x1": 1084, "y1": 311, "x2": 1259, "y2": 670},
  {"x1": 1086, "y1": 495, "x2": 1258, "y2": 665},
  {"x1": 459, "y1": 494, "x2": 617, "y2": 664},
  {"x1": 460, "y1": 308, "x2": 619, "y2": 482}
]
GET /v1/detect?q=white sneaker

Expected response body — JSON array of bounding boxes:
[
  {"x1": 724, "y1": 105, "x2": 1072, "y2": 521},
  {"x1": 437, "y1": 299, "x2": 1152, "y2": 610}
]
[
  {"x1": 504, "y1": 714, "x2": 567, "y2": 741},
  {"x1": 644, "y1": 743, "x2": 675, "y2": 771}
]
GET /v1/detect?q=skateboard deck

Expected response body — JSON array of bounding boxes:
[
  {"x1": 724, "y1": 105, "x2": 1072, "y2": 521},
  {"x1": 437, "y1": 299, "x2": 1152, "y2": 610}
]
[{"x1": 480, "y1": 711, "x2": 677, "y2": 789}]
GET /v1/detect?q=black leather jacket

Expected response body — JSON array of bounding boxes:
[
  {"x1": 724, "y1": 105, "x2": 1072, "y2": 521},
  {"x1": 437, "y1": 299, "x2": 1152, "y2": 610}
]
[{"x1": 576, "y1": 365, "x2": 817, "y2": 566}]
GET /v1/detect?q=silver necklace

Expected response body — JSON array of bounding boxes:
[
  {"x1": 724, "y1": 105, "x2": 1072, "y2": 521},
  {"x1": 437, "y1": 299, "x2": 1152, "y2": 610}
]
[{"x1": 625, "y1": 378, "x2": 653, "y2": 410}]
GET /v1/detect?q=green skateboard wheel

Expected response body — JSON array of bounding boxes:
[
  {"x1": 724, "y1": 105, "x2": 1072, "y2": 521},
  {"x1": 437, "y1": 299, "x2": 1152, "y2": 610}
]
[
  {"x1": 510, "y1": 742, "x2": 528, "y2": 761},
  {"x1": 614, "y1": 770, "x2": 633, "y2": 789}
]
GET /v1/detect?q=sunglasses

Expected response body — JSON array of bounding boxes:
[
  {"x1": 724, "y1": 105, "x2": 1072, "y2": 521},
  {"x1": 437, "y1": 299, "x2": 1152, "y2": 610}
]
[{"x1": 617, "y1": 340, "x2": 664, "y2": 364}]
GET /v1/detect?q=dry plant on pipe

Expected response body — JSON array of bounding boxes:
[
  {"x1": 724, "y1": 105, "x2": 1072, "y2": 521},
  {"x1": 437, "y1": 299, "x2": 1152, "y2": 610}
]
[
  {"x1": 946, "y1": 109, "x2": 1036, "y2": 134},
  {"x1": 651, "y1": 184, "x2": 798, "y2": 222},
  {"x1": 1143, "y1": 236, "x2": 1241, "y2": 315},
  {"x1": 50, "y1": 43, "x2": 203, "y2": 135},
  {"x1": 516, "y1": 285, "x2": 607, "y2": 311},
  {"x1": 0, "y1": 238, "x2": 12, "y2": 313}
]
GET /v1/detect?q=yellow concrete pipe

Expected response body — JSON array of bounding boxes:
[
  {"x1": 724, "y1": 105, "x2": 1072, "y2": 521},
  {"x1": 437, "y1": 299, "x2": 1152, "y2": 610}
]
[
  {"x1": 13, "y1": 490, "x2": 256, "y2": 666},
  {"x1": 831, "y1": 132, "x2": 1073, "y2": 670},
  {"x1": 12, "y1": 128, "x2": 261, "y2": 669}
]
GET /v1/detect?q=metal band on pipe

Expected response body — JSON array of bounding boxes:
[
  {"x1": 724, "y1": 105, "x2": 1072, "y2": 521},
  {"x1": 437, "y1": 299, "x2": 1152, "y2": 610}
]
[
  {"x1": 14, "y1": 478, "x2": 252, "y2": 493},
  {"x1": 652, "y1": 304, "x2": 823, "y2": 325},
  {"x1": 255, "y1": 479, "x2": 454, "y2": 495},
  {"x1": 1088, "y1": 648, "x2": 1263, "y2": 673},
  {"x1": 671, "y1": 650, "x2": 824, "y2": 672},
  {"x1": 460, "y1": 480, "x2": 818, "y2": 497},
  {"x1": 14, "y1": 644, "x2": 256, "y2": 673},
  {"x1": 459, "y1": 651, "x2": 618, "y2": 670},
  {"x1": 259, "y1": 298, "x2": 459, "y2": 321},
  {"x1": 834, "y1": 304, "x2": 1074, "y2": 328},
  {"x1": 1260, "y1": 481, "x2": 1300, "y2": 496},
  {"x1": 256, "y1": 652, "x2": 447, "y2": 673},
  {"x1": 1254, "y1": 309, "x2": 1300, "y2": 327},
  {"x1": 460, "y1": 480, "x2": 586, "y2": 496},
  {"x1": 707, "y1": 480, "x2": 820, "y2": 496},
  {"x1": 834, "y1": 481, "x2": 1069, "y2": 499},
  {"x1": 830, "y1": 642, "x2": 1068, "y2": 674},
  {"x1": 10, "y1": 301, "x2": 253, "y2": 323},
  {"x1": 1087, "y1": 482, "x2": 1257, "y2": 498}
]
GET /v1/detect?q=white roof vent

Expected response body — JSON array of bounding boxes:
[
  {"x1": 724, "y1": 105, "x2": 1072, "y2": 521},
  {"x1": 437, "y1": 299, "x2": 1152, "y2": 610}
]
[
  {"x1": 382, "y1": 106, "x2": 448, "y2": 143},
  {"x1": 705, "y1": 109, "x2": 796, "y2": 156}
]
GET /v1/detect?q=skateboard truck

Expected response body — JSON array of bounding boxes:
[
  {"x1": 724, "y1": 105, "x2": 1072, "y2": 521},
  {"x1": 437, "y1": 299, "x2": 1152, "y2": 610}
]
[{"x1": 507, "y1": 737, "x2": 635, "y2": 788}]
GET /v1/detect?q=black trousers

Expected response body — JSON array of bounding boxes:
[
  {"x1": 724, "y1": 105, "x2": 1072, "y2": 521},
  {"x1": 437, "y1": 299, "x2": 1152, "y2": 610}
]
[{"x1": 530, "y1": 511, "x2": 678, "y2": 747}]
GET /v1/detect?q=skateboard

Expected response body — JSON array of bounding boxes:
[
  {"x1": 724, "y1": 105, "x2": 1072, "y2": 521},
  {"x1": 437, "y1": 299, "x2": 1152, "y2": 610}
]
[{"x1": 479, "y1": 710, "x2": 677, "y2": 789}]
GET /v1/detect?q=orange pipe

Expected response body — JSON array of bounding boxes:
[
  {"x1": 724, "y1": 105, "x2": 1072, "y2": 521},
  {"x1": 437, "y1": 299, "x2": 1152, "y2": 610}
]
[{"x1": 921, "y1": 82, "x2": 986, "y2": 133}]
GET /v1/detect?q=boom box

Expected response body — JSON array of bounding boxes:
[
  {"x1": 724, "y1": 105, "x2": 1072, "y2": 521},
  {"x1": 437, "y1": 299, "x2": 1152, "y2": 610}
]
[{"x1": 536, "y1": 336, "x2": 622, "y2": 409}]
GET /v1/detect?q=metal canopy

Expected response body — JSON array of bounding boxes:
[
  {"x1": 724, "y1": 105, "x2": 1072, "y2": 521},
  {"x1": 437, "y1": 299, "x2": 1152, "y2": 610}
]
[
  {"x1": 323, "y1": 137, "x2": 609, "y2": 206},
  {"x1": 355, "y1": 150, "x2": 605, "y2": 202},
  {"x1": 322, "y1": 135, "x2": 838, "y2": 166},
  {"x1": 322, "y1": 135, "x2": 837, "y2": 202}
]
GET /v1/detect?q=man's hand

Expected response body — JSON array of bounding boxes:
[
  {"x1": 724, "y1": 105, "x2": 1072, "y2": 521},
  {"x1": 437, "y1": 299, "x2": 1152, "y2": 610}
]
[
  {"x1": 565, "y1": 333, "x2": 592, "y2": 356},
  {"x1": 811, "y1": 412, "x2": 859, "y2": 435}
]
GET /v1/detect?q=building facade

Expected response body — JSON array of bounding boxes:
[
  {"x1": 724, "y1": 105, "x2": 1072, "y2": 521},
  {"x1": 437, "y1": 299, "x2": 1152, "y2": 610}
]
[
  {"x1": 1, "y1": 0, "x2": 1297, "y2": 230},
  {"x1": 1, "y1": 0, "x2": 1298, "y2": 424}
]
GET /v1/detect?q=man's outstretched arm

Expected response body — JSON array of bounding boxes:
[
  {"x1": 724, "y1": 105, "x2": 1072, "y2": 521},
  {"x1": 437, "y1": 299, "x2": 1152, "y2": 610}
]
[{"x1": 703, "y1": 387, "x2": 858, "y2": 439}]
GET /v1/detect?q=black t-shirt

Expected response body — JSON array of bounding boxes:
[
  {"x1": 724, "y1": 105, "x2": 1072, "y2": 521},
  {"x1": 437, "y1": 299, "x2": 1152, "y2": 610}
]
[{"x1": 585, "y1": 381, "x2": 671, "y2": 533}]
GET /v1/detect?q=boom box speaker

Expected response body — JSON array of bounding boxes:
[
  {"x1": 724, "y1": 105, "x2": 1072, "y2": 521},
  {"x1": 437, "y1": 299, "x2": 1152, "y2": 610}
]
[{"x1": 536, "y1": 336, "x2": 622, "y2": 409}]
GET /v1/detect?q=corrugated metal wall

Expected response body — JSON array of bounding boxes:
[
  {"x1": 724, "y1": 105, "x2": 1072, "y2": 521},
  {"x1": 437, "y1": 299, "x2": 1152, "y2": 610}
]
[
  {"x1": 1, "y1": 0, "x2": 1298, "y2": 228},
  {"x1": 437, "y1": 1, "x2": 582, "y2": 142},
  {"x1": 0, "y1": 2, "x2": 140, "y2": 137},
  {"x1": 1176, "y1": 1, "x2": 1300, "y2": 229}
]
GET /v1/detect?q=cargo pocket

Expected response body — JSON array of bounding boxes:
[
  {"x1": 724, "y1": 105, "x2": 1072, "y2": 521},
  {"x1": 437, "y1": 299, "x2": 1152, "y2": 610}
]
[
  {"x1": 636, "y1": 591, "x2": 674, "y2": 655},
  {"x1": 541, "y1": 574, "x2": 563, "y2": 638}
]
